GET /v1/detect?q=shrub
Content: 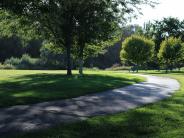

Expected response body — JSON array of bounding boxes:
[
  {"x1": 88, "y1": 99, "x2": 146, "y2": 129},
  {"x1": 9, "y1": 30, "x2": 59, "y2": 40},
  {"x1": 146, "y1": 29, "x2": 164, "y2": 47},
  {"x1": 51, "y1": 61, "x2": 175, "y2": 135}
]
[
  {"x1": 106, "y1": 65, "x2": 131, "y2": 71},
  {"x1": 0, "y1": 63, "x2": 15, "y2": 69},
  {"x1": 158, "y1": 37, "x2": 184, "y2": 71},
  {"x1": 120, "y1": 35, "x2": 155, "y2": 72},
  {"x1": 19, "y1": 54, "x2": 39, "y2": 69},
  {"x1": 4, "y1": 54, "x2": 39, "y2": 69},
  {"x1": 4, "y1": 57, "x2": 21, "y2": 66}
]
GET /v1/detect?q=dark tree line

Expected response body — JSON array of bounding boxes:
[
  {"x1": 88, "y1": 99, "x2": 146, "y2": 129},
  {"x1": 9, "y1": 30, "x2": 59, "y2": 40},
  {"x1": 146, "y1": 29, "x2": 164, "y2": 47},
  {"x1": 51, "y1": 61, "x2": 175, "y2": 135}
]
[{"x1": 0, "y1": 36, "x2": 42, "y2": 62}]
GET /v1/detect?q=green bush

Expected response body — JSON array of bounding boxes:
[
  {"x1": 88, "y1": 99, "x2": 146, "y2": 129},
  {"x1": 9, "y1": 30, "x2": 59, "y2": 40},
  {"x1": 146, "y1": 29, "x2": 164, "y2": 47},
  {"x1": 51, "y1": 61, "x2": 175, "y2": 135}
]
[
  {"x1": 158, "y1": 37, "x2": 184, "y2": 71},
  {"x1": 106, "y1": 64, "x2": 131, "y2": 71},
  {"x1": 0, "y1": 63, "x2": 15, "y2": 69},
  {"x1": 4, "y1": 57, "x2": 21, "y2": 66},
  {"x1": 106, "y1": 66, "x2": 131, "y2": 71},
  {"x1": 120, "y1": 35, "x2": 155, "y2": 72},
  {"x1": 4, "y1": 54, "x2": 39, "y2": 69},
  {"x1": 19, "y1": 54, "x2": 39, "y2": 69}
]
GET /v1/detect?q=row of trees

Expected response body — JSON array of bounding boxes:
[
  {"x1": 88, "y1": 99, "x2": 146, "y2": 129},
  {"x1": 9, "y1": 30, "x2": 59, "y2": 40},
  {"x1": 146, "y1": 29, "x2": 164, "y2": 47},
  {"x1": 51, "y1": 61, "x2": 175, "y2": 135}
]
[
  {"x1": 0, "y1": 11, "x2": 42, "y2": 62},
  {"x1": 0, "y1": 0, "x2": 157, "y2": 75},
  {"x1": 121, "y1": 35, "x2": 184, "y2": 72}
]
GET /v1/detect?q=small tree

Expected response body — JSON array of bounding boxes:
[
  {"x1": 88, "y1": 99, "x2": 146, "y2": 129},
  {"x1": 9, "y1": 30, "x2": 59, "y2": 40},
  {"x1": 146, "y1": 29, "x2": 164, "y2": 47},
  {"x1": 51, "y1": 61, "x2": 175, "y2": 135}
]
[
  {"x1": 158, "y1": 37, "x2": 184, "y2": 72},
  {"x1": 120, "y1": 35, "x2": 155, "y2": 72}
]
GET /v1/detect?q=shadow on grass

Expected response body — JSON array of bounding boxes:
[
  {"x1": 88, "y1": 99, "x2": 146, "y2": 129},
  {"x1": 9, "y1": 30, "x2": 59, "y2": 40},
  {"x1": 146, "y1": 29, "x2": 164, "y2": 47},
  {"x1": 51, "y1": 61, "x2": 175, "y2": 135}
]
[
  {"x1": 15, "y1": 95, "x2": 184, "y2": 138},
  {"x1": 8, "y1": 72, "x2": 184, "y2": 138},
  {"x1": 0, "y1": 73, "x2": 142, "y2": 107},
  {"x1": 12, "y1": 96, "x2": 184, "y2": 138}
]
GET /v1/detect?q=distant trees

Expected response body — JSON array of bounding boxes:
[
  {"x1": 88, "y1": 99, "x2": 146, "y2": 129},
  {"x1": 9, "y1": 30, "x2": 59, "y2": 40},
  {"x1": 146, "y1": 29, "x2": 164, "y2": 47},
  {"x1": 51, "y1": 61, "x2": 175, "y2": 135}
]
[
  {"x1": 158, "y1": 37, "x2": 184, "y2": 72},
  {"x1": 0, "y1": 10, "x2": 42, "y2": 62},
  {"x1": 0, "y1": 36, "x2": 23, "y2": 62},
  {"x1": 144, "y1": 17, "x2": 184, "y2": 53},
  {"x1": 39, "y1": 43, "x2": 67, "y2": 69},
  {"x1": 120, "y1": 35, "x2": 154, "y2": 72}
]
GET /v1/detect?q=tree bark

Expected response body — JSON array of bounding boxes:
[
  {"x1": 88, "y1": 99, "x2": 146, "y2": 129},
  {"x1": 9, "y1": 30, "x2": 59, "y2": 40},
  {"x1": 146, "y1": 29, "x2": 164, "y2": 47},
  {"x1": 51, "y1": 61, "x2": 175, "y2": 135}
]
[
  {"x1": 66, "y1": 46, "x2": 72, "y2": 76},
  {"x1": 165, "y1": 64, "x2": 168, "y2": 73},
  {"x1": 65, "y1": 34, "x2": 72, "y2": 76},
  {"x1": 136, "y1": 64, "x2": 139, "y2": 73},
  {"x1": 79, "y1": 45, "x2": 84, "y2": 76}
]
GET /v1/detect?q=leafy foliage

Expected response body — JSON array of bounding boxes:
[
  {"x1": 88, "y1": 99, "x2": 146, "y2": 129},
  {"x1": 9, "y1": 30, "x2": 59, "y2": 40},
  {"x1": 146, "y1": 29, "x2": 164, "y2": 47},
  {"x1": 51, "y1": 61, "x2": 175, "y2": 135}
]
[
  {"x1": 121, "y1": 35, "x2": 155, "y2": 67},
  {"x1": 40, "y1": 43, "x2": 66, "y2": 69},
  {"x1": 144, "y1": 17, "x2": 184, "y2": 52},
  {"x1": 0, "y1": 0, "x2": 157, "y2": 75},
  {"x1": 0, "y1": 10, "x2": 42, "y2": 62},
  {"x1": 158, "y1": 37, "x2": 184, "y2": 70},
  {"x1": 4, "y1": 54, "x2": 39, "y2": 69}
]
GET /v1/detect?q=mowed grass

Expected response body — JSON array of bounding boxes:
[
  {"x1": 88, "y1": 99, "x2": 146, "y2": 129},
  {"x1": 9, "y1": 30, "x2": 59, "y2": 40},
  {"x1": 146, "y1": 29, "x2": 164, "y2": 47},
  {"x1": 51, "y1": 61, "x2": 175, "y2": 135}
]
[
  {"x1": 0, "y1": 70, "x2": 144, "y2": 107},
  {"x1": 11, "y1": 71, "x2": 184, "y2": 138}
]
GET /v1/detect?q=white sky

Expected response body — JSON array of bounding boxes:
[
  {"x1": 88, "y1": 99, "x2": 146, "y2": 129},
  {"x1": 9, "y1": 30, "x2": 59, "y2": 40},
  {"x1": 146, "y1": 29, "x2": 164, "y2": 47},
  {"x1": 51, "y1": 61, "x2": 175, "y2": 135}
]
[{"x1": 130, "y1": 0, "x2": 184, "y2": 26}]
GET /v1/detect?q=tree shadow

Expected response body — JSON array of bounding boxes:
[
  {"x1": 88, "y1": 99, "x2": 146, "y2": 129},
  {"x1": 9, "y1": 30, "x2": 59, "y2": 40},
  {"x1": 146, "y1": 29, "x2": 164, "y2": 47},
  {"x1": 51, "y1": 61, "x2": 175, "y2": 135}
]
[
  {"x1": 8, "y1": 99, "x2": 184, "y2": 138},
  {"x1": 0, "y1": 74, "x2": 178, "y2": 138},
  {"x1": 0, "y1": 73, "x2": 141, "y2": 107},
  {"x1": 3, "y1": 73, "x2": 183, "y2": 138}
]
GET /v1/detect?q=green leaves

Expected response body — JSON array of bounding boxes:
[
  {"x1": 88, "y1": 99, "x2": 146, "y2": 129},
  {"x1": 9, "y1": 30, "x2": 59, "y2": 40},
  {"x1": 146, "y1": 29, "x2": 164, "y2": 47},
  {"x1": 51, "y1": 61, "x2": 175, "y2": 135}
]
[
  {"x1": 0, "y1": 10, "x2": 40, "y2": 41},
  {"x1": 158, "y1": 37, "x2": 184, "y2": 68},
  {"x1": 121, "y1": 35, "x2": 155, "y2": 65}
]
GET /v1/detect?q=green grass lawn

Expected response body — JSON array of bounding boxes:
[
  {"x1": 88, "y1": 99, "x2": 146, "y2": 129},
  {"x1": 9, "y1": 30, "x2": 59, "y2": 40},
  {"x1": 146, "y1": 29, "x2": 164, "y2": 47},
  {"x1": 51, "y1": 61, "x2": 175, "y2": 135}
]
[
  {"x1": 0, "y1": 70, "x2": 144, "y2": 107},
  {"x1": 11, "y1": 71, "x2": 184, "y2": 138}
]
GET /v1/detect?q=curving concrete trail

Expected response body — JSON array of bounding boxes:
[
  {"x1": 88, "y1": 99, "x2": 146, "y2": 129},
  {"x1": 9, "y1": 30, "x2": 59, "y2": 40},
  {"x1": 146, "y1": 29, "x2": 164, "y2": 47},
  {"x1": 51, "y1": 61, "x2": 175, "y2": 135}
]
[{"x1": 0, "y1": 75, "x2": 180, "y2": 137}]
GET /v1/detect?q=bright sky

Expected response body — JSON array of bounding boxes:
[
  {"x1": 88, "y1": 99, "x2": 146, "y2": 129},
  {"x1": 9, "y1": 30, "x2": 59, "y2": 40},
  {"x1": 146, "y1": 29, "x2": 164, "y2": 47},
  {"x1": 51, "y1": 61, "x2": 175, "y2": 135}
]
[{"x1": 130, "y1": 0, "x2": 184, "y2": 26}]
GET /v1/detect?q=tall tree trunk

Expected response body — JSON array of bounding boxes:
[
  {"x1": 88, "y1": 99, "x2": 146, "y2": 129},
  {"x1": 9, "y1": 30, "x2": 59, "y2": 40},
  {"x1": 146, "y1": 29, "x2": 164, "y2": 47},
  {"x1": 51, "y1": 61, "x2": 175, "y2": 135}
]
[
  {"x1": 136, "y1": 64, "x2": 139, "y2": 73},
  {"x1": 79, "y1": 45, "x2": 84, "y2": 76},
  {"x1": 65, "y1": 34, "x2": 72, "y2": 76},
  {"x1": 166, "y1": 63, "x2": 168, "y2": 73},
  {"x1": 66, "y1": 46, "x2": 72, "y2": 76}
]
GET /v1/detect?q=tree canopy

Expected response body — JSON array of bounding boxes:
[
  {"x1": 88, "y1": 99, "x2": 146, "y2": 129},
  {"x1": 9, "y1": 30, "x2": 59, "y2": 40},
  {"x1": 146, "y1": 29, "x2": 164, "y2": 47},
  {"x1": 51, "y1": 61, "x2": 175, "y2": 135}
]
[
  {"x1": 0, "y1": 0, "x2": 157, "y2": 75},
  {"x1": 144, "y1": 17, "x2": 184, "y2": 52},
  {"x1": 158, "y1": 37, "x2": 184, "y2": 71},
  {"x1": 121, "y1": 35, "x2": 155, "y2": 71}
]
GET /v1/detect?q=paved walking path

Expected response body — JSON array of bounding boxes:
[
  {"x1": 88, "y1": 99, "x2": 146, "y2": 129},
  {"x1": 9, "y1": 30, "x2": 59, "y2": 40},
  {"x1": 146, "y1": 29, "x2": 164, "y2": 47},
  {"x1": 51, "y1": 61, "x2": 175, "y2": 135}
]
[{"x1": 0, "y1": 75, "x2": 180, "y2": 137}]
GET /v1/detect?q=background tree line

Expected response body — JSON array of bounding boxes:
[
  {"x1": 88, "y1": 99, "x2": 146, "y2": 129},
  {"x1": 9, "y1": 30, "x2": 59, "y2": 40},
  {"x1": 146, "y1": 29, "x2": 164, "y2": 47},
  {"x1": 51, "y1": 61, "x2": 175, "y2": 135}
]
[{"x1": 0, "y1": 1, "x2": 183, "y2": 72}]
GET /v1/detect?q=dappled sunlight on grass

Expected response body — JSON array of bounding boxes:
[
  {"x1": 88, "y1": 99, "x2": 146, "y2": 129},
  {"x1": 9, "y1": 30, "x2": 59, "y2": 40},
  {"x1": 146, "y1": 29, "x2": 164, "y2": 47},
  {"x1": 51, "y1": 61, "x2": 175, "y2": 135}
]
[
  {"x1": 10, "y1": 71, "x2": 184, "y2": 138},
  {"x1": 0, "y1": 70, "x2": 144, "y2": 107}
]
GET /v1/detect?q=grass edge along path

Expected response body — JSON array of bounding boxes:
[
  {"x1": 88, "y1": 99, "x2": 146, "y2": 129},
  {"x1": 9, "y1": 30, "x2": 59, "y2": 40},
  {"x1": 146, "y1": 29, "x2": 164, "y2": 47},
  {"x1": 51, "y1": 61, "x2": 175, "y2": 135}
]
[
  {"x1": 10, "y1": 71, "x2": 184, "y2": 138},
  {"x1": 0, "y1": 70, "x2": 144, "y2": 107}
]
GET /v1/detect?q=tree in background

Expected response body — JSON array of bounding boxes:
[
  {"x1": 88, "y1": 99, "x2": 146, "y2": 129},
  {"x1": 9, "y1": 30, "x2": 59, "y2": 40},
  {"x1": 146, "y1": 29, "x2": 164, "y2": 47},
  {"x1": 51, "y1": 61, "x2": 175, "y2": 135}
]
[
  {"x1": 40, "y1": 43, "x2": 67, "y2": 69},
  {"x1": 120, "y1": 35, "x2": 155, "y2": 72},
  {"x1": 143, "y1": 17, "x2": 184, "y2": 69},
  {"x1": 75, "y1": 1, "x2": 120, "y2": 75},
  {"x1": 0, "y1": 0, "x2": 156, "y2": 75},
  {"x1": 122, "y1": 25, "x2": 143, "y2": 40},
  {"x1": 0, "y1": 10, "x2": 42, "y2": 62},
  {"x1": 0, "y1": 36, "x2": 23, "y2": 62},
  {"x1": 158, "y1": 37, "x2": 184, "y2": 72},
  {"x1": 144, "y1": 17, "x2": 184, "y2": 52}
]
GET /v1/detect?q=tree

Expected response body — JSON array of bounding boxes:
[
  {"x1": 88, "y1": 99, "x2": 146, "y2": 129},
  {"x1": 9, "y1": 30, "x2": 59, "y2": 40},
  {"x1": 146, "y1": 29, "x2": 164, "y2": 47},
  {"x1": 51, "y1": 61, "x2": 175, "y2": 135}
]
[
  {"x1": 120, "y1": 35, "x2": 154, "y2": 72},
  {"x1": 1, "y1": 0, "x2": 156, "y2": 75},
  {"x1": 144, "y1": 17, "x2": 184, "y2": 53},
  {"x1": 0, "y1": 35, "x2": 23, "y2": 62},
  {"x1": 143, "y1": 18, "x2": 184, "y2": 70},
  {"x1": 0, "y1": 10, "x2": 42, "y2": 61},
  {"x1": 158, "y1": 37, "x2": 184, "y2": 72},
  {"x1": 75, "y1": 2, "x2": 120, "y2": 75}
]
